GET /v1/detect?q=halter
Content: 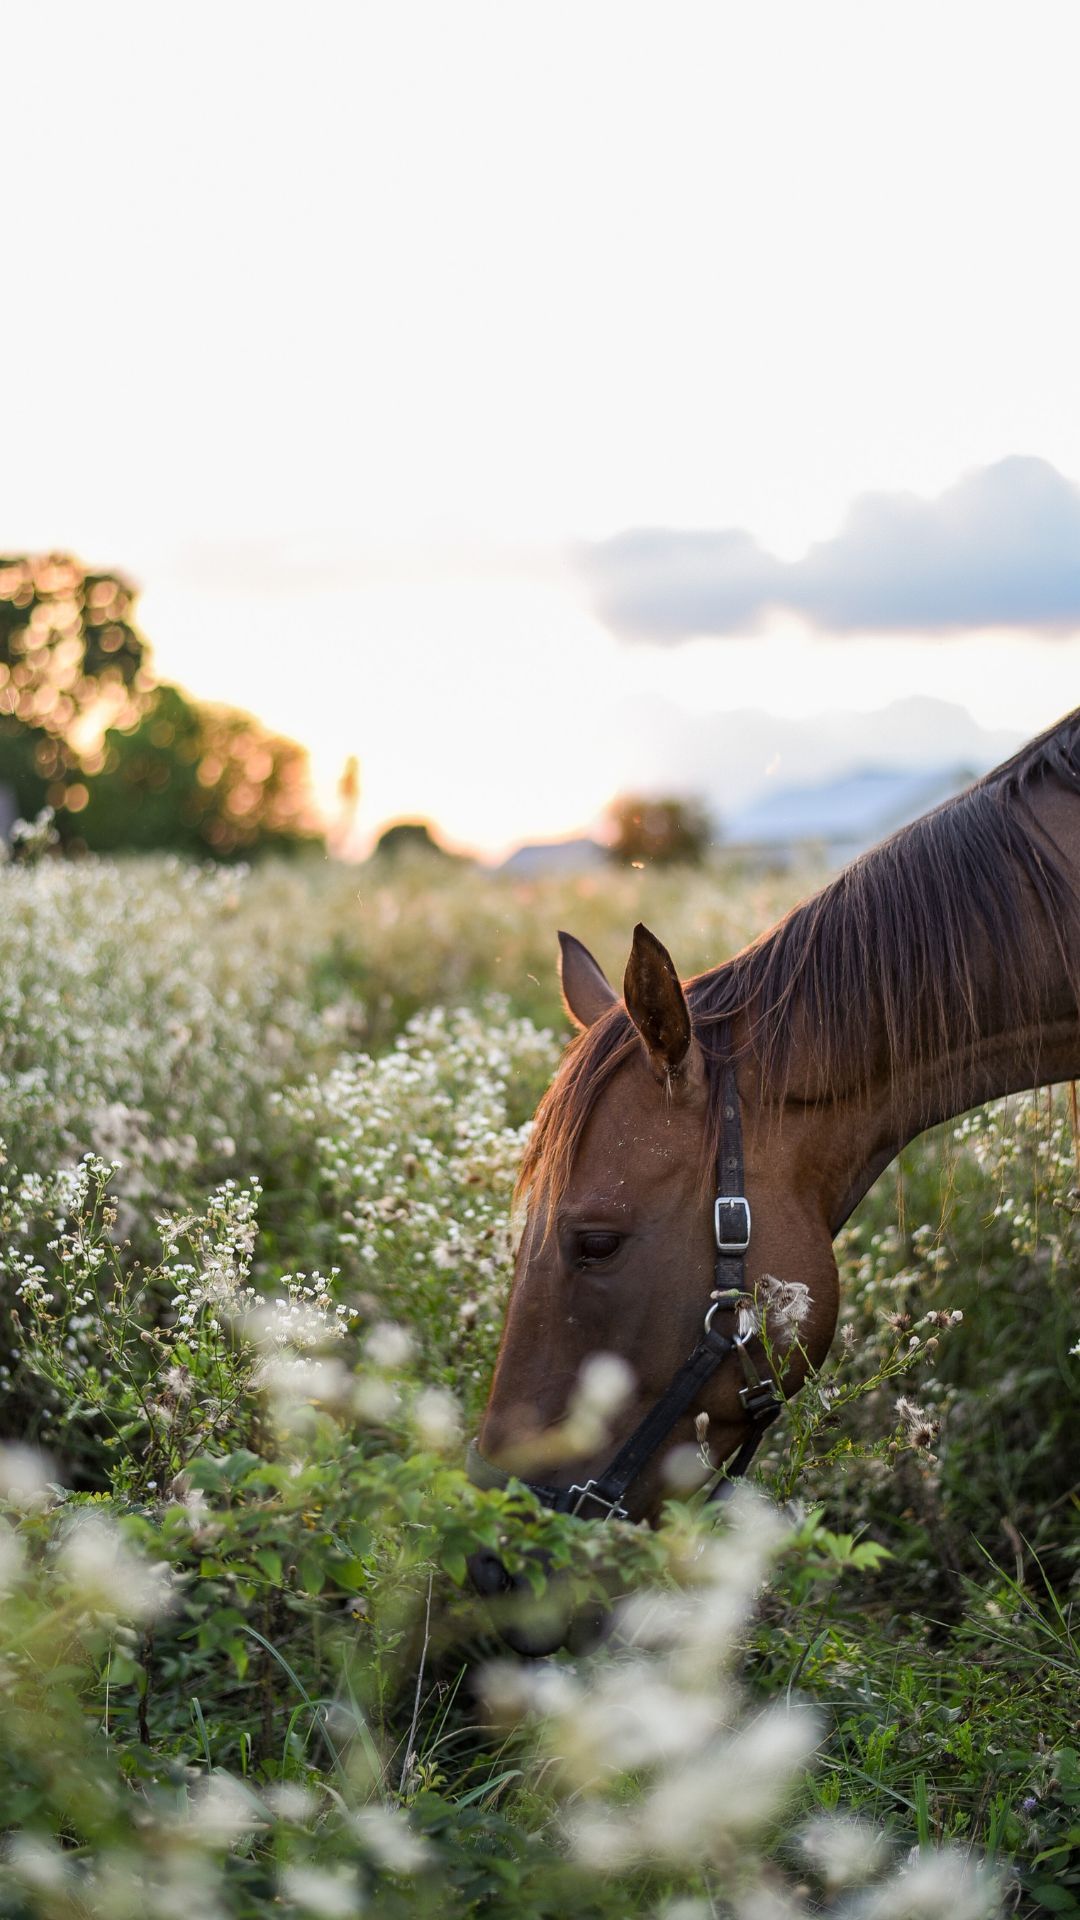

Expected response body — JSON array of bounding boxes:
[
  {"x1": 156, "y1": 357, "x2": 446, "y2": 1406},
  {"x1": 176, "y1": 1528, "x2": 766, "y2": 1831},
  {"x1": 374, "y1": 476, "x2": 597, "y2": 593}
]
[{"x1": 466, "y1": 1039, "x2": 783, "y2": 1522}]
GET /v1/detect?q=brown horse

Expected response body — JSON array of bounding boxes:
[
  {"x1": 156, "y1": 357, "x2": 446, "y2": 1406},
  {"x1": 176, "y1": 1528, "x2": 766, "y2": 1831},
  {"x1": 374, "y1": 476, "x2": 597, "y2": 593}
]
[{"x1": 470, "y1": 708, "x2": 1080, "y2": 1552}]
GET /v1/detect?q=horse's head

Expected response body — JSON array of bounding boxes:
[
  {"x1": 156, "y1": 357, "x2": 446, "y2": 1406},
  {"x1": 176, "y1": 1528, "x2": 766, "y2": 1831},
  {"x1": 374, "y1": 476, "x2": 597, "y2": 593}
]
[{"x1": 473, "y1": 923, "x2": 843, "y2": 1534}]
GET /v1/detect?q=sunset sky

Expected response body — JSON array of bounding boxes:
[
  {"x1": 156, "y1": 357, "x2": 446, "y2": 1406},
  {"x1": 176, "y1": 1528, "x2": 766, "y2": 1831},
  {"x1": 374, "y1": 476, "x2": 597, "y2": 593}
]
[{"x1": 5, "y1": 3, "x2": 1080, "y2": 854}]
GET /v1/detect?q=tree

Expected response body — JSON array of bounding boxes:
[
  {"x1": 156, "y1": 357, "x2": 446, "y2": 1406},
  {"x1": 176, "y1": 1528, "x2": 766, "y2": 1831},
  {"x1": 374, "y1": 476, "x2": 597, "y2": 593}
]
[
  {"x1": 76, "y1": 683, "x2": 323, "y2": 860},
  {"x1": 372, "y1": 820, "x2": 456, "y2": 861},
  {"x1": 605, "y1": 793, "x2": 715, "y2": 866},
  {"x1": 0, "y1": 553, "x2": 324, "y2": 858},
  {"x1": 0, "y1": 553, "x2": 148, "y2": 822}
]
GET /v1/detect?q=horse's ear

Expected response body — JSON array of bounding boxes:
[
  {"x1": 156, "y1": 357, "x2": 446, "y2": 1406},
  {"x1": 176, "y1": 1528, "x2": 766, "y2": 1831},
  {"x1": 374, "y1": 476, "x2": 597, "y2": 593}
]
[
  {"x1": 558, "y1": 930, "x2": 618, "y2": 1030},
  {"x1": 623, "y1": 923, "x2": 692, "y2": 1075}
]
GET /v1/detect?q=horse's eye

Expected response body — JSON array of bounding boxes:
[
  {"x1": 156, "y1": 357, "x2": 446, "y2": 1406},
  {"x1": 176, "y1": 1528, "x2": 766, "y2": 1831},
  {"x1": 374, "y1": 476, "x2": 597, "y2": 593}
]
[{"x1": 577, "y1": 1230, "x2": 622, "y2": 1264}]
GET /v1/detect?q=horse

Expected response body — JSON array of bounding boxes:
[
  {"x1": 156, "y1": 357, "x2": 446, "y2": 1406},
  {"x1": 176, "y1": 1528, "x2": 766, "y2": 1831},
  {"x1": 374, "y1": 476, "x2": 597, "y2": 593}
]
[{"x1": 467, "y1": 707, "x2": 1080, "y2": 1631}]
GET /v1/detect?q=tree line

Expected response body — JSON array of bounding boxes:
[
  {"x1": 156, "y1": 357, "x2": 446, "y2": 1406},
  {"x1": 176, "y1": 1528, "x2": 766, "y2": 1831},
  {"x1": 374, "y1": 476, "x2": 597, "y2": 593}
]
[{"x1": 0, "y1": 554, "x2": 322, "y2": 858}]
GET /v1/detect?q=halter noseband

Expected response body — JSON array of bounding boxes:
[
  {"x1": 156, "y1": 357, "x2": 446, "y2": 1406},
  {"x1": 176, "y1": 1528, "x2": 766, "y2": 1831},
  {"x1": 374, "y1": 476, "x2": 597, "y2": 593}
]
[{"x1": 466, "y1": 1039, "x2": 783, "y2": 1522}]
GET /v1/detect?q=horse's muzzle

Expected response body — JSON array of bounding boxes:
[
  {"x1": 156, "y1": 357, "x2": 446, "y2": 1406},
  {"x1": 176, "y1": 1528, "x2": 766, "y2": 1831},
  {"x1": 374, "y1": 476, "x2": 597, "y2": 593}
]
[{"x1": 467, "y1": 1548, "x2": 608, "y2": 1658}]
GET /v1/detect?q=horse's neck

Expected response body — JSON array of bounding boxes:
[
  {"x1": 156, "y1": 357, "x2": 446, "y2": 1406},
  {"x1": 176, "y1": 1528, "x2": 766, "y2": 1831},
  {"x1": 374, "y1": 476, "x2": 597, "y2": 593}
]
[{"x1": 816, "y1": 771, "x2": 1080, "y2": 1231}]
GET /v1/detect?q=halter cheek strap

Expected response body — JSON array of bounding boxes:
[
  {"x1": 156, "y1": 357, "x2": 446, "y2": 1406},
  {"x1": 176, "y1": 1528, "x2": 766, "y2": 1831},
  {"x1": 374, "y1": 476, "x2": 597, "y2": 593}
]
[{"x1": 466, "y1": 1037, "x2": 784, "y2": 1522}]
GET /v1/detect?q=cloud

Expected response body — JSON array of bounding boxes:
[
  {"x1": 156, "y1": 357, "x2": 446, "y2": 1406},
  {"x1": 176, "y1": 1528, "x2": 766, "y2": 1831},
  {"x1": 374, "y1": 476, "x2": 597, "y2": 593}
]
[{"x1": 580, "y1": 457, "x2": 1080, "y2": 641}]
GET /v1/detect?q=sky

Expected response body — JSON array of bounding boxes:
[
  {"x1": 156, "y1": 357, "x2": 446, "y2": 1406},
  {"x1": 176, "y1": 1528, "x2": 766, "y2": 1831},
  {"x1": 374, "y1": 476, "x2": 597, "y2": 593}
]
[{"x1": 4, "y1": 2, "x2": 1080, "y2": 854}]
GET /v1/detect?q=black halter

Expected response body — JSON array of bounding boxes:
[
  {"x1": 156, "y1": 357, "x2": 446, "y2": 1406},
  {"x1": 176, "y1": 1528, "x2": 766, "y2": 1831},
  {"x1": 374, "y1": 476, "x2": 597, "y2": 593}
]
[{"x1": 466, "y1": 1043, "x2": 783, "y2": 1522}]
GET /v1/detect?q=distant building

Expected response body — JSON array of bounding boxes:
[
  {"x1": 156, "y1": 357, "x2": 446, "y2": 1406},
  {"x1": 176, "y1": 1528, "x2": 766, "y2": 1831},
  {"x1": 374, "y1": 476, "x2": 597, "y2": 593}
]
[
  {"x1": 723, "y1": 765, "x2": 974, "y2": 867},
  {"x1": 500, "y1": 836, "x2": 607, "y2": 877}
]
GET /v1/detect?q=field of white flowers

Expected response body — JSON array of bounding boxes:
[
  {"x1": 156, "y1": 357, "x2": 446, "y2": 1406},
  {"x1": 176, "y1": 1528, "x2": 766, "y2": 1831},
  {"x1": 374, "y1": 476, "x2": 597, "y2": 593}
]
[{"x1": 1, "y1": 841, "x2": 1077, "y2": 1919}]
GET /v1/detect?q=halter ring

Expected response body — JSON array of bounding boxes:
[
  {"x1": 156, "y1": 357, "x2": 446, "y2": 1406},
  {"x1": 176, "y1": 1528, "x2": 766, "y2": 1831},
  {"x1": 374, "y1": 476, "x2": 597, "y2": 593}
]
[{"x1": 704, "y1": 1294, "x2": 750, "y2": 1336}]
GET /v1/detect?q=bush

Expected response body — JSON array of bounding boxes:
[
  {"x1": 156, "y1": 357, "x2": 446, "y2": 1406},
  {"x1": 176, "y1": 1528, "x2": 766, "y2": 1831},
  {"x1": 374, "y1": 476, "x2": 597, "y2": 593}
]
[
  {"x1": 0, "y1": 848, "x2": 1076, "y2": 1917},
  {"x1": 605, "y1": 792, "x2": 715, "y2": 867}
]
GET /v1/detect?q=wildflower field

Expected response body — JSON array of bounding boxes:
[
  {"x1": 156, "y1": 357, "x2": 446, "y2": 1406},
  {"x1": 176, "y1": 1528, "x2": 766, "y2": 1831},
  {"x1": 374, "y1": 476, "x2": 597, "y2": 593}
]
[{"x1": 0, "y1": 843, "x2": 1077, "y2": 1919}]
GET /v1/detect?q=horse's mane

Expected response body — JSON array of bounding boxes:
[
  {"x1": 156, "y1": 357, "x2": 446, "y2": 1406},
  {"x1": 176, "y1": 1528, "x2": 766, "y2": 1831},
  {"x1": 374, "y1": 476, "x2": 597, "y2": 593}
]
[{"x1": 520, "y1": 706, "x2": 1080, "y2": 1212}]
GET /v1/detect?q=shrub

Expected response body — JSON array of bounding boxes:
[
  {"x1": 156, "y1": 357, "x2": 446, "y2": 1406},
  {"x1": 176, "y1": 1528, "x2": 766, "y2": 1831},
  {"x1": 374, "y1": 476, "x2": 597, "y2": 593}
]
[{"x1": 0, "y1": 847, "x2": 1076, "y2": 1917}]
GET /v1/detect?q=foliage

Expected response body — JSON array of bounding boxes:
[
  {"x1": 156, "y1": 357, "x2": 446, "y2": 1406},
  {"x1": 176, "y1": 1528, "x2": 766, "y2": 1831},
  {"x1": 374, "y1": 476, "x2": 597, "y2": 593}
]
[
  {"x1": 0, "y1": 554, "x2": 322, "y2": 858},
  {"x1": 77, "y1": 683, "x2": 324, "y2": 860},
  {"x1": 0, "y1": 846, "x2": 1077, "y2": 1916},
  {"x1": 373, "y1": 821, "x2": 459, "y2": 862},
  {"x1": 0, "y1": 553, "x2": 147, "y2": 823},
  {"x1": 0, "y1": 1163, "x2": 1006, "y2": 1919},
  {"x1": 0, "y1": 856, "x2": 322, "y2": 1243},
  {"x1": 604, "y1": 792, "x2": 714, "y2": 867}
]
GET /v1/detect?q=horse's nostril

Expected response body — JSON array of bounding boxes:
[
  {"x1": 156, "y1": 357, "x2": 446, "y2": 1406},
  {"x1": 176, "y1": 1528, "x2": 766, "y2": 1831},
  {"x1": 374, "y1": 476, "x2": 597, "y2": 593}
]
[
  {"x1": 467, "y1": 1547, "x2": 611, "y2": 1658},
  {"x1": 468, "y1": 1547, "x2": 568, "y2": 1656},
  {"x1": 565, "y1": 1600, "x2": 610, "y2": 1656},
  {"x1": 467, "y1": 1548, "x2": 514, "y2": 1598}
]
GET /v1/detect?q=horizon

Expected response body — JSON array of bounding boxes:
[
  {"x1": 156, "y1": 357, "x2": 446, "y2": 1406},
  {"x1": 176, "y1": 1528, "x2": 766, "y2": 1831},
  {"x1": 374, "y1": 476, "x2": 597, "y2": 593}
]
[{"x1": 329, "y1": 688, "x2": 1031, "y2": 864}]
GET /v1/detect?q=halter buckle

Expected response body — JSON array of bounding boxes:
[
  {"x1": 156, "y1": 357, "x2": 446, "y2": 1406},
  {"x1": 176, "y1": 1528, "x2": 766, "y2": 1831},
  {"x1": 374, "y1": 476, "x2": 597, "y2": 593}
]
[
  {"x1": 566, "y1": 1480, "x2": 629, "y2": 1521},
  {"x1": 739, "y1": 1379, "x2": 782, "y2": 1422},
  {"x1": 714, "y1": 1195, "x2": 751, "y2": 1253}
]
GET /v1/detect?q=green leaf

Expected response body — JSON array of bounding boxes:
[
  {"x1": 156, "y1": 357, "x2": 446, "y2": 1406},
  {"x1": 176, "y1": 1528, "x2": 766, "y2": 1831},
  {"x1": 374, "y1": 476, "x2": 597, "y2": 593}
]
[
  {"x1": 298, "y1": 1553, "x2": 326, "y2": 1595},
  {"x1": 454, "y1": 1769, "x2": 523, "y2": 1808},
  {"x1": 1026, "y1": 1881, "x2": 1080, "y2": 1914},
  {"x1": 105, "y1": 1653, "x2": 143, "y2": 1688},
  {"x1": 227, "y1": 1638, "x2": 250, "y2": 1681},
  {"x1": 219, "y1": 1449, "x2": 262, "y2": 1486}
]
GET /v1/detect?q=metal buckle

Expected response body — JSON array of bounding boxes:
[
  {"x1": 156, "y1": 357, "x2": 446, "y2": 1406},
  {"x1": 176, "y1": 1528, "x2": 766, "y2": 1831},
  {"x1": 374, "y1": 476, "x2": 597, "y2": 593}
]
[
  {"x1": 566, "y1": 1480, "x2": 629, "y2": 1521},
  {"x1": 739, "y1": 1380, "x2": 781, "y2": 1421},
  {"x1": 714, "y1": 1195, "x2": 751, "y2": 1253}
]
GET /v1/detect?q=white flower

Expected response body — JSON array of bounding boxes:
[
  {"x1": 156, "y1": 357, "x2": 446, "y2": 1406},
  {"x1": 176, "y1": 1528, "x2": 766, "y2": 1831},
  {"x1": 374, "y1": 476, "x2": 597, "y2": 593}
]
[
  {"x1": 187, "y1": 1771, "x2": 268, "y2": 1845},
  {"x1": 571, "y1": 1704, "x2": 821, "y2": 1868},
  {"x1": 279, "y1": 1865, "x2": 360, "y2": 1917},
  {"x1": 350, "y1": 1805, "x2": 432, "y2": 1872},
  {"x1": 481, "y1": 1659, "x2": 579, "y2": 1725},
  {"x1": 614, "y1": 1588, "x2": 702, "y2": 1651},
  {"x1": 733, "y1": 1892, "x2": 809, "y2": 1920},
  {"x1": 568, "y1": 1808, "x2": 634, "y2": 1869},
  {"x1": 560, "y1": 1351, "x2": 635, "y2": 1453},
  {"x1": 801, "y1": 1814, "x2": 887, "y2": 1887},
  {"x1": 895, "y1": 1398, "x2": 939, "y2": 1451},
  {"x1": 364, "y1": 1322, "x2": 414, "y2": 1369},
  {"x1": 0, "y1": 1444, "x2": 52, "y2": 1510},
  {"x1": 757, "y1": 1274, "x2": 812, "y2": 1339},
  {"x1": 57, "y1": 1513, "x2": 174, "y2": 1622},
  {"x1": 252, "y1": 1354, "x2": 350, "y2": 1411},
  {"x1": 553, "y1": 1665, "x2": 722, "y2": 1781},
  {"x1": 848, "y1": 1849, "x2": 1001, "y2": 1920},
  {"x1": 412, "y1": 1385, "x2": 462, "y2": 1450},
  {"x1": 3, "y1": 1834, "x2": 70, "y2": 1893},
  {"x1": 353, "y1": 1376, "x2": 400, "y2": 1423},
  {"x1": 574, "y1": 1352, "x2": 635, "y2": 1421},
  {"x1": 264, "y1": 1782, "x2": 319, "y2": 1824},
  {"x1": 661, "y1": 1441, "x2": 713, "y2": 1493}
]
